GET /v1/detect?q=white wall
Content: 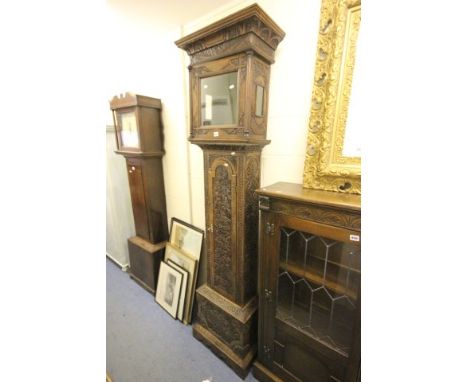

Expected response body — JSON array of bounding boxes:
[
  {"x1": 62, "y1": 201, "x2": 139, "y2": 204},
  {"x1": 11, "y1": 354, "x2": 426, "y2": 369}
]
[
  {"x1": 106, "y1": 0, "x2": 323, "y2": 277},
  {"x1": 106, "y1": 127, "x2": 134, "y2": 268}
]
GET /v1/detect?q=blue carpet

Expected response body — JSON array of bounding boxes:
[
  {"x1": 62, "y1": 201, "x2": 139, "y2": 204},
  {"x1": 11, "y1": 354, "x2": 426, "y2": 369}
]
[{"x1": 107, "y1": 259, "x2": 259, "y2": 382}]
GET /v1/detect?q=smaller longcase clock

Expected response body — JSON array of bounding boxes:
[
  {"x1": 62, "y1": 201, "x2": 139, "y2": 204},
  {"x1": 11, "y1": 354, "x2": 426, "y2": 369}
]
[{"x1": 109, "y1": 92, "x2": 169, "y2": 294}]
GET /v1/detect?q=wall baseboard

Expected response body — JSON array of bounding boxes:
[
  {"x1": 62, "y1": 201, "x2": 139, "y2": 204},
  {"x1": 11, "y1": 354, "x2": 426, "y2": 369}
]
[{"x1": 106, "y1": 253, "x2": 129, "y2": 271}]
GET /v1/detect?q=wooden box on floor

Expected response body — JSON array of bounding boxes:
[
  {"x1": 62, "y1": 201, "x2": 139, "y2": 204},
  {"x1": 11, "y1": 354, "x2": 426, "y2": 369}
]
[{"x1": 127, "y1": 237, "x2": 166, "y2": 294}]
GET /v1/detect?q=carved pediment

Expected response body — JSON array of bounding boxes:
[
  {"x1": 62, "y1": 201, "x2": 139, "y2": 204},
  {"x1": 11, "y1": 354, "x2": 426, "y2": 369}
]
[{"x1": 175, "y1": 4, "x2": 285, "y2": 63}]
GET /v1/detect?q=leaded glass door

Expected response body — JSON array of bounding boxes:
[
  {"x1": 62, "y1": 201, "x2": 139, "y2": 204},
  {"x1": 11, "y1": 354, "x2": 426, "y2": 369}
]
[{"x1": 264, "y1": 214, "x2": 361, "y2": 382}]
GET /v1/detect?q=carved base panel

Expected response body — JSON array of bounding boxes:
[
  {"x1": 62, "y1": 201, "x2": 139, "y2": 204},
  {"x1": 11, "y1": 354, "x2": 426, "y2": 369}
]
[
  {"x1": 193, "y1": 284, "x2": 257, "y2": 378},
  {"x1": 193, "y1": 324, "x2": 256, "y2": 379}
]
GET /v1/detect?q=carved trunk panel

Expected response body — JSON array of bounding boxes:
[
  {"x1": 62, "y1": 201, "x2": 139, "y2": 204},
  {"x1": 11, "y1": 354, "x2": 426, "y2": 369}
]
[
  {"x1": 208, "y1": 158, "x2": 237, "y2": 300},
  {"x1": 205, "y1": 148, "x2": 262, "y2": 306}
]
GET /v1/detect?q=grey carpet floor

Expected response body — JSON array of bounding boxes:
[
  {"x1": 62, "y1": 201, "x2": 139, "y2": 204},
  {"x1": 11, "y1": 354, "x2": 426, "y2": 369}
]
[{"x1": 107, "y1": 259, "x2": 259, "y2": 382}]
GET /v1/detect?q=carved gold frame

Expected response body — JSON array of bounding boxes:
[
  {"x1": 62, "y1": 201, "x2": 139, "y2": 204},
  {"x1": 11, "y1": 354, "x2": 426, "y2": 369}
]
[{"x1": 303, "y1": 0, "x2": 361, "y2": 194}]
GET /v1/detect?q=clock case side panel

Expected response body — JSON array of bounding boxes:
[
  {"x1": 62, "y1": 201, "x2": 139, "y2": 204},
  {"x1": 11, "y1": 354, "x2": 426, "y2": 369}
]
[
  {"x1": 136, "y1": 105, "x2": 165, "y2": 154},
  {"x1": 245, "y1": 55, "x2": 270, "y2": 140}
]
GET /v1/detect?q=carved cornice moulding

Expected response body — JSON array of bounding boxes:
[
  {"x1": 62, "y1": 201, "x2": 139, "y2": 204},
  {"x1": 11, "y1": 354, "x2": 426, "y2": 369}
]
[
  {"x1": 109, "y1": 92, "x2": 161, "y2": 110},
  {"x1": 175, "y1": 3, "x2": 285, "y2": 64}
]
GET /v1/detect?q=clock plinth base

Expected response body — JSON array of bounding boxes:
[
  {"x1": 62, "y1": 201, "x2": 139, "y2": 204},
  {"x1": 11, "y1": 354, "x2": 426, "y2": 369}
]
[
  {"x1": 192, "y1": 285, "x2": 257, "y2": 379},
  {"x1": 127, "y1": 236, "x2": 166, "y2": 294}
]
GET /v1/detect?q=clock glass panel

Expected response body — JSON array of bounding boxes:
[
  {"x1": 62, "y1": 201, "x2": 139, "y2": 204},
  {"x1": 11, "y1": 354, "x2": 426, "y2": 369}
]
[
  {"x1": 201, "y1": 72, "x2": 238, "y2": 126},
  {"x1": 118, "y1": 111, "x2": 140, "y2": 148}
]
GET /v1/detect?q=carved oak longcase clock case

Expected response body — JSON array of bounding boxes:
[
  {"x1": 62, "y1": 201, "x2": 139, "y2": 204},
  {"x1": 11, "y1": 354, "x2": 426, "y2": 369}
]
[
  {"x1": 176, "y1": 4, "x2": 285, "y2": 378},
  {"x1": 110, "y1": 93, "x2": 168, "y2": 294}
]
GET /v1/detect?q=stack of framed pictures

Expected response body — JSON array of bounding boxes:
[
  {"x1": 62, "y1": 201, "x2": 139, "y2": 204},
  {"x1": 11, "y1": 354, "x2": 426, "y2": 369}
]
[{"x1": 155, "y1": 218, "x2": 204, "y2": 324}]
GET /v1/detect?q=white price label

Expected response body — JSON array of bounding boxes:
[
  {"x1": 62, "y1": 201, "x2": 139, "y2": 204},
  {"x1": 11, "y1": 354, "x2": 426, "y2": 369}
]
[
  {"x1": 213, "y1": 131, "x2": 219, "y2": 137},
  {"x1": 350, "y1": 234, "x2": 360, "y2": 242}
]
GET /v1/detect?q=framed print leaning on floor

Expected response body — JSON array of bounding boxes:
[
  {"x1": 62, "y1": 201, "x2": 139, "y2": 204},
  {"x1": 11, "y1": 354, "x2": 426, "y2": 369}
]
[
  {"x1": 164, "y1": 242, "x2": 198, "y2": 324},
  {"x1": 169, "y1": 218, "x2": 204, "y2": 261},
  {"x1": 155, "y1": 261, "x2": 183, "y2": 319},
  {"x1": 167, "y1": 260, "x2": 188, "y2": 322}
]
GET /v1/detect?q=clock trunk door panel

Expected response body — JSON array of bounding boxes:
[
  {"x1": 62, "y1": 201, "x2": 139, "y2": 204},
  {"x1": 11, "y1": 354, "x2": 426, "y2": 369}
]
[{"x1": 127, "y1": 163, "x2": 150, "y2": 240}]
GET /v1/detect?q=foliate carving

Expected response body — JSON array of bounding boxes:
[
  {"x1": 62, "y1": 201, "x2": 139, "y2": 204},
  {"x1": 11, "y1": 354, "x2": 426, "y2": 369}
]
[
  {"x1": 193, "y1": 56, "x2": 246, "y2": 76},
  {"x1": 303, "y1": 0, "x2": 361, "y2": 194},
  {"x1": 191, "y1": 37, "x2": 254, "y2": 65},
  {"x1": 196, "y1": 288, "x2": 256, "y2": 358},
  {"x1": 252, "y1": 57, "x2": 269, "y2": 86},
  {"x1": 197, "y1": 285, "x2": 257, "y2": 323},
  {"x1": 184, "y1": 16, "x2": 283, "y2": 56},
  {"x1": 243, "y1": 156, "x2": 260, "y2": 300},
  {"x1": 195, "y1": 128, "x2": 245, "y2": 137},
  {"x1": 212, "y1": 164, "x2": 235, "y2": 297},
  {"x1": 202, "y1": 145, "x2": 264, "y2": 155},
  {"x1": 271, "y1": 200, "x2": 361, "y2": 231},
  {"x1": 197, "y1": 297, "x2": 243, "y2": 355}
]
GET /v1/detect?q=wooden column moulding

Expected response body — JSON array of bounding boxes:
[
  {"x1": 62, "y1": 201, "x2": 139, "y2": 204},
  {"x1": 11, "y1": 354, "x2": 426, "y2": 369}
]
[
  {"x1": 110, "y1": 93, "x2": 169, "y2": 294},
  {"x1": 176, "y1": 4, "x2": 285, "y2": 378}
]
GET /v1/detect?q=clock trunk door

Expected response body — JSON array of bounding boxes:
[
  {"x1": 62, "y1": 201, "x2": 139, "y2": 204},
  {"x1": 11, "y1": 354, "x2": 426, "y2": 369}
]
[
  {"x1": 206, "y1": 158, "x2": 238, "y2": 301},
  {"x1": 127, "y1": 163, "x2": 150, "y2": 240},
  {"x1": 265, "y1": 214, "x2": 361, "y2": 382}
]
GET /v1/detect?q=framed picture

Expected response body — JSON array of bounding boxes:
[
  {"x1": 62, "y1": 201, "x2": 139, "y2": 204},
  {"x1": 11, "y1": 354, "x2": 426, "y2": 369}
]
[
  {"x1": 169, "y1": 218, "x2": 204, "y2": 261},
  {"x1": 167, "y1": 260, "x2": 188, "y2": 322},
  {"x1": 155, "y1": 261, "x2": 183, "y2": 319},
  {"x1": 164, "y1": 242, "x2": 198, "y2": 324}
]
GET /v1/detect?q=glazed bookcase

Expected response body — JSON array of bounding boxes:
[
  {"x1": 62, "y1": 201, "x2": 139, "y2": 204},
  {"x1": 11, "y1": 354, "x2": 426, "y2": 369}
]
[{"x1": 254, "y1": 182, "x2": 360, "y2": 382}]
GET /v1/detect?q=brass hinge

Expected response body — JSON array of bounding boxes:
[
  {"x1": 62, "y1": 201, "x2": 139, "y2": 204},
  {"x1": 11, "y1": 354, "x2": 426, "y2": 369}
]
[
  {"x1": 264, "y1": 288, "x2": 272, "y2": 303},
  {"x1": 265, "y1": 222, "x2": 275, "y2": 236},
  {"x1": 259, "y1": 195, "x2": 270, "y2": 210}
]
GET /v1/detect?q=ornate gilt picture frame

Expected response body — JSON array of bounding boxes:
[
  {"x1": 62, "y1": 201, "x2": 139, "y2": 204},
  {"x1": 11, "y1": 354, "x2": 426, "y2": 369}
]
[{"x1": 303, "y1": 0, "x2": 361, "y2": 194}]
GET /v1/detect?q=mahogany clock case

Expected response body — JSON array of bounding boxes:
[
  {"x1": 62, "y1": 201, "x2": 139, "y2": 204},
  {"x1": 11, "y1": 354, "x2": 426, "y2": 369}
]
[
  {"x1": 110, "y1": 93, "x2": 169, "y2": 244},
  {"x1": 110, "y1": 93, "x2": 169, "y2": 294}
]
